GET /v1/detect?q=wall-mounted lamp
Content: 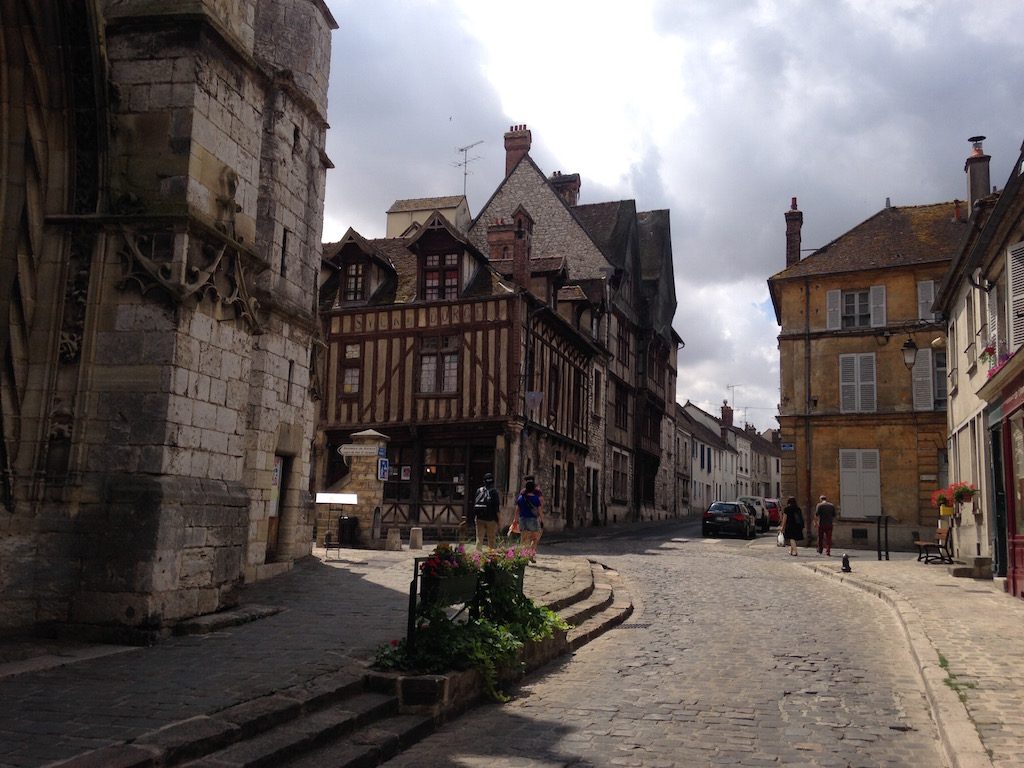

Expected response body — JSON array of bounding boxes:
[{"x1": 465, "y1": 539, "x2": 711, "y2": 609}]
[{"x1": 901, "y1": 337, "x2": 919, "y2": 370}]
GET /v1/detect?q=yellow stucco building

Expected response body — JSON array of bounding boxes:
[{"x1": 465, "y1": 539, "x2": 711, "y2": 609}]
[{"x1": 769, "y1": 198, "x2": 965, "y2": 549}]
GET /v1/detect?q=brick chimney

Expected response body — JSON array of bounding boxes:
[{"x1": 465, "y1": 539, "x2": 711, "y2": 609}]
[
  {"x1": 721, "y1": 400, "x2": 733, "y2": 428},
  {"x1": 511, "y1": 207, "x2": 534, "y2": 289},
  {"x1": 486, "y1": 218, "x2": 516, "y2": 269},
  {"x1": 785, "y1": 197, "x2": 803, "y2": 267},
  {"x1": 549, "y1": 171, "x2": 581, "y2": 206},
  {"x1": 504, "y1": 124, "x2": 532, "y2": 177},
  {"x1": 965, "y1": 135, "x2": 991, "y2": 212}
]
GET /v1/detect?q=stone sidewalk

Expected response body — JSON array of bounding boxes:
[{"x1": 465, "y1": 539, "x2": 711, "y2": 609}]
[{"x1": 764, "y1": 540, "x2": 1023, "y2": 768}]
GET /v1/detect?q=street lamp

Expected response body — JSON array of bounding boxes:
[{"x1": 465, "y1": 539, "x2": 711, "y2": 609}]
[{"x1": 901, "y1": 337, "x2": 919, "y2": 370}]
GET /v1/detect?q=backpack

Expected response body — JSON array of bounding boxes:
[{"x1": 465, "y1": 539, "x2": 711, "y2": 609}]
[{"x1": 473, "y1": 486, "x2": 489, "y2": 510}]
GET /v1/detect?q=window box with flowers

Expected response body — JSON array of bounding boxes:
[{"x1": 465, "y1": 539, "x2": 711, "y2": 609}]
[
  {"x1": 931, "y1": 487, "x2": 954, "y2": 517},
  {"x1": 949, "y1": 481, "x2": 978, "y2": 506},
  {"x1": 417, "y1": 543, "x2": 480, "y2": 607}
]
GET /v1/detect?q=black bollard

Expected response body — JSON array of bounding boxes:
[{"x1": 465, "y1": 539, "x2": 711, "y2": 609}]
[{"x1": 841, "y1": 554, "x2": 852, "y2": 573}]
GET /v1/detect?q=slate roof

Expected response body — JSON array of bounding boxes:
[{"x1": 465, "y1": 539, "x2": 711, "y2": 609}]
[
  {"x1": 770, "y1": 202, "x2": 965, "y2": 282},
  {"x1": 387, "y1": 195, "x2": 467, "y2": 213},
  {"x1": 573, "y1": 201, "x2": 635, "y2": 269},
  {"x1": 677, "y1": 407, "x2": 734, "y2": 453}
]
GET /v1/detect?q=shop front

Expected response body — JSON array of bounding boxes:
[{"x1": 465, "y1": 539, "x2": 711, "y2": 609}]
[{"x1": 979, "y1": 360, "x2": 1024, "y2": 599}]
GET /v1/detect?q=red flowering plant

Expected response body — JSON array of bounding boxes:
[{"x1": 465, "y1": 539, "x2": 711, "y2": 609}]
[
  {"x1": 949, "y1": 482, "x2": 978, "y2": 505},
  {"x1": 418, "y1": 543, "x2": 480, "y2": 579},
  {"x1": 930, "y1": 487, "x2": 952, "y2": 509}
]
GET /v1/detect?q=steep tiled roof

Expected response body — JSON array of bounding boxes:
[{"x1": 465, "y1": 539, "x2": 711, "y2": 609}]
[
  {"x1": 387, "y1": 195, "x2": 466, "y2": 213},
  {"x1": 468, "y1": 156, "x2": 612, "y2": 280},
  {"x1": 770, "y1": 202, "x2": 966, "y2": 281},
  {"x1": 573, "y1": 201, "x2": 634, "y2": 268}
]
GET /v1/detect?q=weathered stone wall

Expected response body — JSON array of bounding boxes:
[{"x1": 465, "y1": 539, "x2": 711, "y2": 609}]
[{"x1": 0, "y1": 0, "x2": 336, "y2": 635}]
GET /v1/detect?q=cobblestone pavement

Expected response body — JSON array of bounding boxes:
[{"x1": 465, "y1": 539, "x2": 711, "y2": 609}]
[{"x1": 383, "y1": 530, "x2": 946, "y2": 767}]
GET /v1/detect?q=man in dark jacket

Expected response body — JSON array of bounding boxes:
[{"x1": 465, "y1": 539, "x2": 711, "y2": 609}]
[
  {"x1": 473, "y1": 473, "x2": 500, "y2": 549},
  {"x1": 814, "y1": 494, "x2": 836, "y2": 556}
]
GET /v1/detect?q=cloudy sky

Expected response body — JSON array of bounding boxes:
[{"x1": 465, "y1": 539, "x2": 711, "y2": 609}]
[{"x1": 319, "y1": 0, "x2": 1024, "y2": 432}]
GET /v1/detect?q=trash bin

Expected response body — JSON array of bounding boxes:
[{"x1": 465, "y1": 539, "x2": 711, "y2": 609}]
[{"x1": 338, "y1": 515, "x2": 359, "y2": 546}]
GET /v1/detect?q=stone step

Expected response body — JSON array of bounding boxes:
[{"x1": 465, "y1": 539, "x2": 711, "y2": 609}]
[
  {"x1": 566, "y1": 566, "x2": 634, "y2": 651},
  {"x1": 280, "y1": 713, "x2": 436, "y2": 768},
  {"x1": 557, "y1": 563, "x2": 614, "y2": 627},
  {"x1": 182, "y1": 691, "x2": 397, "y2": 767}
]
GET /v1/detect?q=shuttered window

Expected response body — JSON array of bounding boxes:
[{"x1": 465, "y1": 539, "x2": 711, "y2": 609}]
[
  {"x1": 839, "y1": 449, "x2": 881, "y2": 518},
  {"x1": 827, "y1": 286, "x2": 886, "y2": 330},
  {"x1": 1010, "y1": 242, "x2": 1024, "y2": 349},
  {"x1": 917, "y1": 280, "x2": 937, "y2": 321},
  {"x1": 840, "y1": 353, "x2": 876, "y2": 413},
  {"x1": 912, "y1": 348, "x2": 933, "y2": 411}
]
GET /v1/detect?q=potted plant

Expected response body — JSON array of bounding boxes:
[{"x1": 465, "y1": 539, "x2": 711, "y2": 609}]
[
  {"x1": 931, "y1": 487, "x2": 954, "y2": 517},
  {"x1": 418, "y1": 543, "x2": 480, "y2": 605},
  {"x1": 979, "y1": 344, "x2": 997, "y2": 364},
  {"x1": 949, "y1": 481, "x2": 978, "y2": 506}
]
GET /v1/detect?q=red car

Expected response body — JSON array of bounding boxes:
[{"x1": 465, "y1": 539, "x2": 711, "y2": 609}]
[{"x1": 764, "y1": 498, "x2": 782, "y2": 526}]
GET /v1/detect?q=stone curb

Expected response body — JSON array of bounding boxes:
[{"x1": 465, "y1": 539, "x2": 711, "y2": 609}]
[{"x1": 804, "y1": 563, "x2": 993, "y2": 768}]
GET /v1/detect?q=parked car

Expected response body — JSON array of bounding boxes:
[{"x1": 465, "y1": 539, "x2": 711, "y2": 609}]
[
  {"x1": 764, "y1": 498, "x2": 781, "y2": 527},
  {"x1": 738, "y1": 495, "x2": 770, "y2": 532},
  {"x1": 702, "y1": 501, "x2": 756, "y2": 539}
]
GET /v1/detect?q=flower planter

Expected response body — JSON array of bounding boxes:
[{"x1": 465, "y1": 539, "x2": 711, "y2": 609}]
[
  {"x1": 490, "y1": 563, "x2": 526, "y2": 596},
  {"x1": 420, "y1": 572, "x2": 479, "y2": 608}
]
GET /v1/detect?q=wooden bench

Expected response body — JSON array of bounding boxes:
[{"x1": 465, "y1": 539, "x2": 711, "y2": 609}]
[{"x1": 915, "y1": 527, "x2": 953, "y2": 564}]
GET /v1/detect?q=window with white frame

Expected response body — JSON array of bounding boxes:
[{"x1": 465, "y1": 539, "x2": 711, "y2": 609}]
[
  {"x1": 839, "y1": 448, "x2": 881, "y2": 517},
  {"x1": 839, "y1": 353, "x2": 876, "y2": 412},
  {"x1": 418, "y1": 335, "x2": 459, "y2": 394},
  {"x1": 827, "y1": 286, "x2": 886, "y2": 330},
  {"x1": 965, "y1": 292, "x2": 976, "y2": 365}
]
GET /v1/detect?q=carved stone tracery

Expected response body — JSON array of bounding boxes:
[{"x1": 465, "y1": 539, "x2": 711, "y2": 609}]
[{"x1": 118, "y1": 225, "x2": 264, "y2": 333}]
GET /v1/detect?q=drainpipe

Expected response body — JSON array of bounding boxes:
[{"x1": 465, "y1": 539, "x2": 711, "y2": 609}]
[{"x1": 803, "y1": 276, "x2": 813, "y2": 545}]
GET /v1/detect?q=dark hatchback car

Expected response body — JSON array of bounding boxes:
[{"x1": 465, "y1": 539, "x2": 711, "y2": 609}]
[{"x1": 701, "y1": 501, "x2": 755, "y2": 539}]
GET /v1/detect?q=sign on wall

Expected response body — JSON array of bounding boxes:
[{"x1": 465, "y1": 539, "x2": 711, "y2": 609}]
[{"x1": 377, "y1": 458, "x2": 390, "y2": 481}]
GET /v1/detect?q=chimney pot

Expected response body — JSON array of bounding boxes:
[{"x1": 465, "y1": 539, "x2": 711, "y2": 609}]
[{"x1": 965, "y1": 135, "x2": 992, "y2": 212}]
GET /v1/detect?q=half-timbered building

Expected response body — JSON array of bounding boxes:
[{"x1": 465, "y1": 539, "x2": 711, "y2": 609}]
[
  {"x1": 317, "y1": 124, "x2": 681, "y2": 538},
  {"x1": 317, "y1": 209, "x2": 598, "y2": 538}
]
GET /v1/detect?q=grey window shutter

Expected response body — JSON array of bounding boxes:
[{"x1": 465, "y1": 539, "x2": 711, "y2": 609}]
[
  {"x1": 870, "y1": 285, "x2": 886, "y2": 327},
  {"x1": 1010, "y1": 242, "x2": 1024, "y2": 349},
  {"x1": 912, "y1": 347, "x2": 933, "y2": 411},
  {"x1": 917, "y1": 280, "x2": 935, "y2": 321},
  {"x1": 858, "y1": 353, "x2": 876, "y2": 412},
  {"x1": 840, "y1": 354, "x2": 857, "y2": 412},
  {"x1": 827, "y1": 290, "x2": 841, "y2": 330}
]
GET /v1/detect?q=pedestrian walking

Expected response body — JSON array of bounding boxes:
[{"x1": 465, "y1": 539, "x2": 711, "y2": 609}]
[
  {"x1": 814, "y1": 494, "x2": 836, "y2": 556},
  {"x1": 472, "y1": 473, "x2": 500, "y2": 549},
  {"x1": 780, "y1": 496, "x2": 804, "y2": 556},
  {"x1": 512, "y1": 476, "x2": 544, "y2": 555}
]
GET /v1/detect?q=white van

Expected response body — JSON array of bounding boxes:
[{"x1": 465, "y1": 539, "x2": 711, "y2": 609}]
[{"x1": 737, "y1": 495, "x2": 769, "y2": 533}]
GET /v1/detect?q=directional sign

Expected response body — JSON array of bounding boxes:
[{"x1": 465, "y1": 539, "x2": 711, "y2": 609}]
[
  {"x1": 338, "y1": 444, "x2": 380, "y2": 457},
  {"x1": 781, "y1": 443, "x2": 795, "y2": 451}
]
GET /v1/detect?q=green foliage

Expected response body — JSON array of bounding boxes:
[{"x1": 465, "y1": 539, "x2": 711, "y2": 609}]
[{"x1": 373, "y1": 551, "x2": 568, "y2": 701}]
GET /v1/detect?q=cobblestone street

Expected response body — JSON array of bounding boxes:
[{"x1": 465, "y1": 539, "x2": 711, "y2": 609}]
[{"x1": 384, "y1": 527, "x2": 945, "y2": 767}]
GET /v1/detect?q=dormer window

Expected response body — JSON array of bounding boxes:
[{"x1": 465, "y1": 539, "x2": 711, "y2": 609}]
[
  {"x1": 343, "y1": 262, "x2": 365, "y2": 301},
  {"x1": 424, "y1": 253, "x2": 459, "y2": 300}
]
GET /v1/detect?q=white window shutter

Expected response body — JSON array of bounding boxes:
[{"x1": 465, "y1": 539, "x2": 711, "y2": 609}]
[
  {"x1": 827, "y1": 290, "x2": 841, "y2": 330},
  {"x1": 870, "y1": 285, "x2": 886, "y2": 327},
  {"x1": 839, "y1": 449, "x2": 859, "y2": 514},
  {"x1": 912, "y1": 347, "x2": 933, "y2": 411},
  {"x1": 840, "y1": 355, "x2": 857, "y2": 412},
  {"x1": 861, "y1": 450, "x2": 882, "y2": 517},
  {"x1": 987, "y1": 282, "x2": 999, "y2": 347},
  {"x1": 917, "y1": 280, "x2": 936, "y2": 321},
  {"x1": 1011, "y1": 242, "x2": 1024, "y2": 349},
  {"x1": 859, "y1": 353, "x2": 877, "y2": 412}
]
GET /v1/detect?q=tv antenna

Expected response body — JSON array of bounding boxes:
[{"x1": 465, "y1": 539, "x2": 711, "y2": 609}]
[
  {"x1": 726, "y1": 384, "x2": 741, "y2": 404},
  {"x1": 453, "y1": 140, "x2": 483, "y2": 196}
]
